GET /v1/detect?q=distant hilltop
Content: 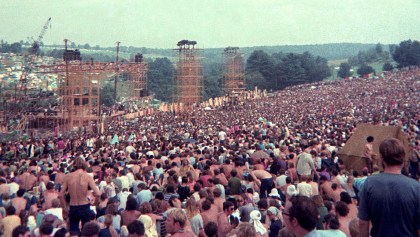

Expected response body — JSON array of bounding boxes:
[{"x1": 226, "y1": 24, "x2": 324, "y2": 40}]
[{"x1": 42, "y1": 42, "x2": 378, "y2": 61}]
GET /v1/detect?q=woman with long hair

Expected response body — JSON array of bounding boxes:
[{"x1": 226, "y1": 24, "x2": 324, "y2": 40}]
[
  {"x1": 138, "y1": 215, "x2": 158, "y2": 237},
  {"x1": 312, "y1": 195, "x2": 328, "y2": 230},
  {"x1": 185, "y1": 198, "x2": 204, "y2": 236},
  {"x1": 121, "y1": 198, "x2": 141, "y2": 226}
]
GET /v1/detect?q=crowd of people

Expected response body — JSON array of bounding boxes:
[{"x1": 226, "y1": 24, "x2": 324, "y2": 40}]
[{"x1": 0, "y1": 67, "x2": 419, "y2": 237}]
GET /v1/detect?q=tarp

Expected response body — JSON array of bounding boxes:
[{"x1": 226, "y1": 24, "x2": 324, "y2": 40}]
[{"x1": 337, "y1": 124, "x2": 409, "y2": 172}]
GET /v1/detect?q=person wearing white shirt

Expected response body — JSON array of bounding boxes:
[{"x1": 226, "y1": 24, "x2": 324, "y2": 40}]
[
  {"x1": 125, "y1": 144, "x2": 135, "y2": 155},
  {"x1": 117, "y1": 190, "x2": 132, "y2": 210},
  {"x1": 297, "y1": 175, "x2": 313, "y2": 197},
  {"x1": 44, "y1": 199, "x2": 64, "y2": 221},
  {"x1": 8, "y1": 181, "x2": 19, "y2": 197},
  {"x1": 218, "y1": 130, "x2": 227, "y2": 145},
  {"x1": 117, "y1": 171, "x2": 130, "y2": 191},
  {"x1": 276, "y1": 174, "x2": 288, "y2": 188},
  {"x1": 126, "y1": 170, "x2": 135, "y2": 188}
]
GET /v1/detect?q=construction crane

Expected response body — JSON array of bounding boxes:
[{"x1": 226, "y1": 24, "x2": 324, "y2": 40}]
[
  {"x1": 29, "y1": 17, "x2": 52, "y2": 55},
  {"x1": 19, "y1": 17, "x2": 51, "y2": 96}
]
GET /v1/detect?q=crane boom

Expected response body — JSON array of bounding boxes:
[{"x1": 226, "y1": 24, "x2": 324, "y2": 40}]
[
  {"x1": 30, "y1": 17, "x2": 51, "y2": 55},
  {"x1": 20, "y1": 17, "x2": 52, "y2": 96}
]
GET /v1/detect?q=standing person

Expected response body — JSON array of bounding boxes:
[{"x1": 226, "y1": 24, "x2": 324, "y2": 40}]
[
  {"x1": 219, "y1": 129, "x2": 227, "y2": 146},
  {"x1": 249, "y1": 169, "x2": 274, "y2": 199},
  {"x1": 217, "y1": 201, "x2": 237, "y2": 237},
  {"x1": 60, "y1": 157, "x2": 100, "y2": 237},
  {"x1": 56, "y1": 137, "x2": 65, "y2": 159},
  {"x1": 185, "y1": 199, "x2": 204, "y2": 236},
  {"x1": 408, "y1": 142, "x2": 420, "y2": 180},
  {"x1": 361, "y1": 136, "x2": 375, "y2": 174},
  {"x1": 296, "y1": 151, "x2": 317, "y2": 181},
  {"x1": 358, "y1": 138, "x2": 420, "y2": 237},
  {"x1": 267, "y1": 207, "x2": 282, "y2": 237},
  {"x1": 227, "y1": 170, "x2": 242, "y2": 195},
  {"x1": 165, "y1": 209, "x2": 195, "y2": 237}
]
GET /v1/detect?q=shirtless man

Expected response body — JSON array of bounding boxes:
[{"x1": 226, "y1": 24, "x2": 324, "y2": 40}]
[
  {"x1": 54, "y1": 168, "x2": 66, "y2": 191},
  {"x1": 330, "y1": 183, "x2": 344, "y2": 202},
  {"x1": 319, "y1": 176, "x2": 334, "y2": 200},
  {"x1": 19, "y1": 170, "x2": 37, "y2": 191},
  {"x1": 42, "y1": 182, "x2": 59, "y2": 210},
  {"x1": 222, "y1": 159, "x2": 234, "y2": 179},
  {"x1": 362, "y1": 136, "x2": 375, "y2": 174},
  {"x1": 11, "y1": 189, "x2": 27, "y2": 215},
  {"x1": 0, "y1": 178, "x2": 10, "y2": 196},
  {"x1": 249, "y1": 169, "x2": 274, "y2": 198},
  {"x1": 60, "y1": 157, "x2": 100, "y2": 237}
]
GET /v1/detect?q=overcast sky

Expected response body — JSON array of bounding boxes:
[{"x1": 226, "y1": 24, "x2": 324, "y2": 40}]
[{"x1": 1, "y1": 0, "x2": 419, "y2": 49}]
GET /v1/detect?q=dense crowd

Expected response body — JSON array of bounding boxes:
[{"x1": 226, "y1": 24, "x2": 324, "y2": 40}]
[{"x1": 0, "y1": 67, "x2": 419, "y2": 237}]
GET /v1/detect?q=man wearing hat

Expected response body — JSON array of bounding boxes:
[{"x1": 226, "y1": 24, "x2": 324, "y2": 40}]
[{"x1": 267, "y1": 207, "x2": 282, "y2": 237}]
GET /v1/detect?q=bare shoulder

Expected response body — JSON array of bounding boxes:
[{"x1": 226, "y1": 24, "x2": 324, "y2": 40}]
[{"x1": 62, "y1": 173, "x2": 69, "y2": 183}]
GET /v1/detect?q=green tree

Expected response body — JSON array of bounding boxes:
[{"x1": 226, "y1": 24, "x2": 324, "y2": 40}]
[
  {"x1": 10, "y1": 42, "x2": 22, "y2": 54},
  {"x1": 83, "y1": 43, "x2": 91, "y2": 50},
  {"x1": 276, "y1": 53, "x2": 306, "y2": 88},
  {"x1": 299, "y1": 52, "x2": 331, "y2": 83},
  {"x1": 245, "y1": 71, "x2": 266, "y2": 90},
  {"x1": 246, "y1": 50, "x2": 275, "y2": 88},
  {"x1": 375, "y1": 43, "x2": 383, "y2": 55},
  {"x1": 337, "y1": 63, "x2": 352, "y2": 78},
  {"x1": 382, "y1": 62, "x2": 394, "y2": 71},
  {"x1": 388, "y1": 44, "x2": 397, "y2": 55},
  {"x1": 204, "y1": 62, "x2": 222, "y2": 98},
  {"x1": 147, "y1": 57, "x2": 174, "y2": 102},
  {"x1": 100, "y1": 82, "x2": 115, "y2": 106},
  {"x1": 204, "y1": 76, "x2": 222, "y2": 100},
  {"x1": 357, "y1": 64, "x2": 375, "y2": 76},
  {"x1": 392, "y1": 39, "x2": 420, "y2": 68},
  {"x1": 271, "y1": 52, "x2": 285, "y2": 64}
]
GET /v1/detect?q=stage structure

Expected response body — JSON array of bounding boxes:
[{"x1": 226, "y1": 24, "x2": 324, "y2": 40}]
[
  {"x1": 222, "y1": 47, "x2": 245, "y2": 96},
  {"x1": 38, "y1": 48, "x2": 147, "y2": 132},
  {"x1": 173, "y1": 40, "x2": 203, "y2": 106}
]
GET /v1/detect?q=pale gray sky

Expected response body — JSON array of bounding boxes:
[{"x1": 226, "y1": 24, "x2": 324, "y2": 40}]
[{"x1": 1, "y1": 0, "x2": 419, "y2": 49}]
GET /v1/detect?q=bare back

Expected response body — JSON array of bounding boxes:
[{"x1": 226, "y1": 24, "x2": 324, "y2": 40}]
[
  {"x1": 252, "y1": 170, "x2": 272, "y2": 179},
  {"x1": 61, "y1": 169, "x2": 99, "y2": 206}
]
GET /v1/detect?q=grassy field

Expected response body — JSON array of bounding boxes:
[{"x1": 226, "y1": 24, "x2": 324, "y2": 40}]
[{"x1": 326, "y1": 59, "x2": 388, "y2": 80}]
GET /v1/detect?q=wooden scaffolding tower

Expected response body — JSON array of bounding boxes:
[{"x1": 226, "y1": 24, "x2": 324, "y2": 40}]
[
  {"x1": 174, "y1": 40, "x2": 203, "y2": 105},
  {"x1": 40, "y1": 52, "x2": 147, "y2": 132},
  {"x1": 129, "y1": 54, "x2": 148, "y2": 100},
  {"x1": 222, "y1": 47, "x2": 245, "y2": 95}
]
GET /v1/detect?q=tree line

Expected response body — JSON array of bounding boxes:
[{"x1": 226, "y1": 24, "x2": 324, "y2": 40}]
[
  {"x1": 245, "y1": 51, "x2": 331, "y2": 91},
  {"x1": 338, "y1": 40, "x2": 420, "y2": 78}
]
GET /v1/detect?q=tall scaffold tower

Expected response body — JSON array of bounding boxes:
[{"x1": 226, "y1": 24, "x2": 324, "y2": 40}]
[
  {"x1": 222, "y1": 47, "x2": 245, "y2": 95},
  {"x1": 173, "y1": 40, "x2": 203, "y2": 106},
  {"x1": 39, "y1": 40, "x2": 147, "y2": 132}
]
